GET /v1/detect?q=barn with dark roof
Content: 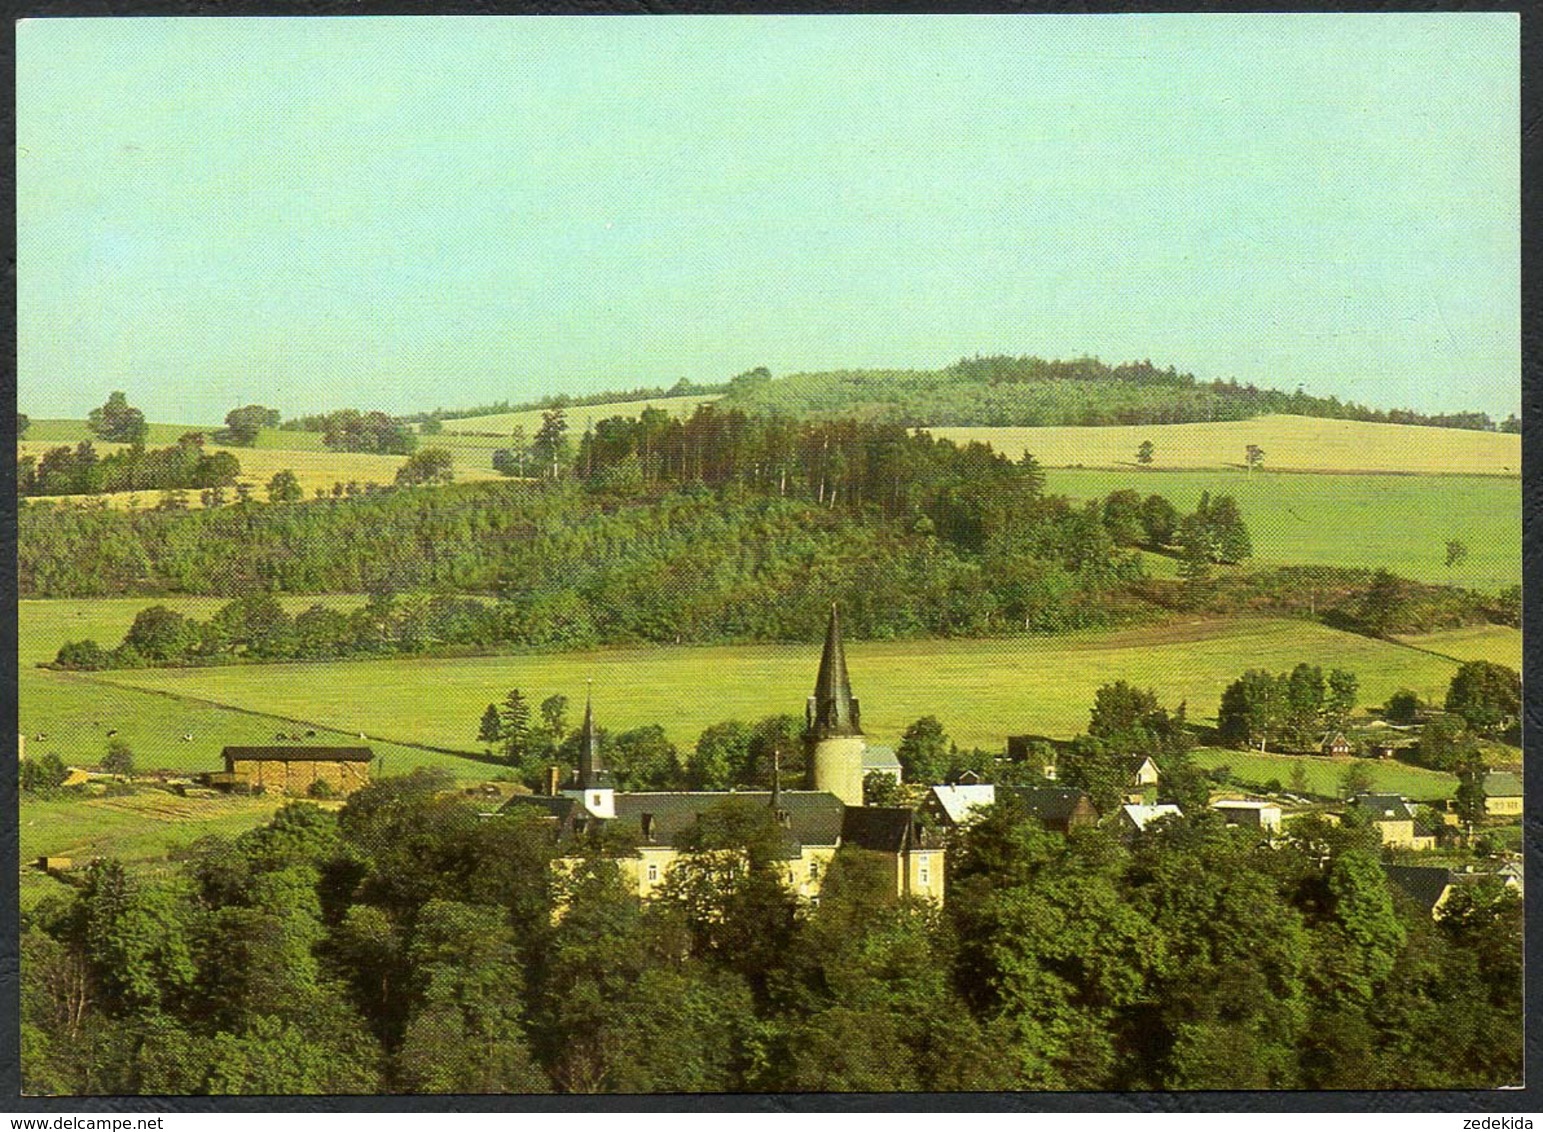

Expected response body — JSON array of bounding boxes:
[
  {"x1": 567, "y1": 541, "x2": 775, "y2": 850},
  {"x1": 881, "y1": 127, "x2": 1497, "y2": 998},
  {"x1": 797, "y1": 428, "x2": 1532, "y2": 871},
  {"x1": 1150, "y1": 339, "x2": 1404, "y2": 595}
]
[{"x1": 212, "y1": 745, "x2": 373, "y2": 796}]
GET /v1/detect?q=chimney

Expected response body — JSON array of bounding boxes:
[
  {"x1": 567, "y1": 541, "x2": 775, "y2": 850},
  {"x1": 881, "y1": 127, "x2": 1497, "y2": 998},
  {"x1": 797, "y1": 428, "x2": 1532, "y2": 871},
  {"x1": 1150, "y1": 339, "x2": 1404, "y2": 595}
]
[{"x1": 546, "y1": 765, "x2": 561, "y2": 797}]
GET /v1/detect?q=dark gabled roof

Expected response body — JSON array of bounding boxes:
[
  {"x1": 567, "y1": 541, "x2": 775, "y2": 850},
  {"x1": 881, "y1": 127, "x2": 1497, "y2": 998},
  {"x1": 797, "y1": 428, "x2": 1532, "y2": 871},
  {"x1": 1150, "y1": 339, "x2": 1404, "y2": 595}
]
[
  {"x1": 501, "y1": 790, "x2": 944, "y2": 856},
  {"x1": 1000, "y1": 785, "x2": 1097, "y2": 823},
  {"x1": 840, "y1": 806, "x2": 918, "y2": 853},
  {"x1": 616, "y1": 791, "x2": 847, "y2": 851},
  {"x1": 503, "y1": 790, "x2": 848, "y2": 856},
  {"x1": 1351, "y1": 794, "x2": 1416, "y2": 821},
  {"x1": 222, "y1": 746, "x2": 373, "y2": 763},
  {"x1": 502, "y1": 794, "x2": 579, "y2": 822},
  {"x1": 1484, "y1": 771, "x2": 1522, "y2": 798},
  {"x1": 1384, "y1": 864, "x2": 1455, "y2": 914}
]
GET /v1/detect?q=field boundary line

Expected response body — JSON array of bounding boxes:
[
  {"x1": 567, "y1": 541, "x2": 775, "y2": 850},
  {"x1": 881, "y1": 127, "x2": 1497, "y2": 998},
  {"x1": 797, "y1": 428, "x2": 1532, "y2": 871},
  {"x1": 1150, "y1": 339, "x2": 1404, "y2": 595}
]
[
  {"x1": 57, "y1": 672, "x2": 490, "y2": 765},
  {"x1": 1378, "y1": 637, "x2": 1467, "y2": 666}
]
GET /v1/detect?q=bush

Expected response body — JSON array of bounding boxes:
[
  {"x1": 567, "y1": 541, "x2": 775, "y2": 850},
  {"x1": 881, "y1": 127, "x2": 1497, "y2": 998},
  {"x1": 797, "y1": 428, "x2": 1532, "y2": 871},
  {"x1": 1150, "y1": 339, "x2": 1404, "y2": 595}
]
[
  {"x1": 394, "y1": 448, "x2": 455, "y2": 487},
  {"x1": 1409, "y1": 715, "x2": 1476, "y2": 772},
  {"x1": 308, "y1": 779, "x2": 337, "y2": 800},
  {"x1": 54, "y1": 639, "x2": 109, "y2": 670},
  {"x1": 101, "y1": 739, "x2": 135, "y2": 777},
  {"x1": 1384, "y1": 689, "x2": 1421, "y2": 724},
  {"x1": 1339, "y1": 761, "x2": 1375, "y2": 799},
  {"x1": 21, "y1": 752, "x2": 70, "y2": 793}
]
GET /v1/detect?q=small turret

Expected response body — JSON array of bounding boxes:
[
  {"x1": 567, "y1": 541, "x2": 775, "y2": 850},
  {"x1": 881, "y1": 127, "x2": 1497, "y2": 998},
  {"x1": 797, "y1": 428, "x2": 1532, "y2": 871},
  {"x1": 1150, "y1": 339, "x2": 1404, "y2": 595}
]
[
  {"x1": 770, "y1": 746, "x2": 791, "y2": 828},
  {"x1": 576, "y1": 693, "x2": 612, "y2": 791},
  {"x1": 563, "y1": 686, "x2": 615, "y2": 818}
]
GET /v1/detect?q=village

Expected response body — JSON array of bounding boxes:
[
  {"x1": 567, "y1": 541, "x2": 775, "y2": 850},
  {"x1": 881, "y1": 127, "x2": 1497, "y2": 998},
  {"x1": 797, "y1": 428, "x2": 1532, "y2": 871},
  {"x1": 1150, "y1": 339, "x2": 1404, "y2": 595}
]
[{"x1": 24, "y1": 607, "x2": 1524, "y2": 924}]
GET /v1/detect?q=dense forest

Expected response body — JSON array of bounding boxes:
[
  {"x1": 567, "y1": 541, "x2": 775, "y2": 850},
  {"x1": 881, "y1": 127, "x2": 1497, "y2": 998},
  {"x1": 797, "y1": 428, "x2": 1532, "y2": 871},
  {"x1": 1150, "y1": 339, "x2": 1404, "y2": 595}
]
[
  {"x1": 23, "y1": 423, "x2": 1108, "y2": 611},
  {"x1": 26, "y1": 404, "x2": 1516, "y2": 654},
  {"x1": 20, "y1": 777, "x2": 1521, "y2": 1094},
  {"x1": 717, "y1": 356, "x2": 1516, "y2": 431},
  {"x1": 27, "y1": 418, "x2": 1270, "y2": 664},
  {"x1": 33, "y1": 493, "x2": 1146, "y2": 653}
]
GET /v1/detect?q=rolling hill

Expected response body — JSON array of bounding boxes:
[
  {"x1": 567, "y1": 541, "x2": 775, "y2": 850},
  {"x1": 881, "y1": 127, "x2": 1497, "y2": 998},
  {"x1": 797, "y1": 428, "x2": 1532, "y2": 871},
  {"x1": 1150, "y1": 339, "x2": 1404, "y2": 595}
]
[{"x1": 932, "y1": 414, "x2": 1519, "y2": 476}]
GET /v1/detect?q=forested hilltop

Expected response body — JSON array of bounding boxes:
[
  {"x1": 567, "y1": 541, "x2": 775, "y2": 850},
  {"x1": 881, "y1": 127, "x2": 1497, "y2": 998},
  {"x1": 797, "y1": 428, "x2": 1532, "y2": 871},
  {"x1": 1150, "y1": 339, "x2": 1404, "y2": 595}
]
[
  {"x1": 25, "y1": 424, "x2": 1149, "y2": 642},
  {"x1": 717, "y1": 357, "x2": 1517, "y2": 431}
]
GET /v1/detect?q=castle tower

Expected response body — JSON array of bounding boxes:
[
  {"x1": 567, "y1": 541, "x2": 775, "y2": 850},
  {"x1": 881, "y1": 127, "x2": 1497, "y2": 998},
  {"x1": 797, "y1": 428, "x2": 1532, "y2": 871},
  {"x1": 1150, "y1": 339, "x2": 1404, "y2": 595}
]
[
  {"x1": 805, "y1": 605, "x2": 866, "y2": 806},
  {"x1": 562, "y1": 689, "x2": 615, "y2": 818}
]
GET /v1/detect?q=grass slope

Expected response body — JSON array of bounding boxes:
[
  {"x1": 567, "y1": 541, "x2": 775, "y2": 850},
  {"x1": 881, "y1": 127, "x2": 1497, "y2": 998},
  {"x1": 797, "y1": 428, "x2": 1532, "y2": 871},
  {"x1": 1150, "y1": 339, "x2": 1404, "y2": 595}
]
[
  {"x1": 438, "y1": 394, "x2": 719, "y2": 437},
  {"x1": 931, "y1": 414, "x2": 1520, "y2": 476},
  {"x1": 1188, "y1": 748, "x2": 1455, "y2": 802},
  {"x1": 1045, "y1": 468, "x2": 1519, "y2": 591},
  {"x1": 53, "y1": 615, "x2": 1489, "y2": 761},
  {"x1": 21, "y1": 596, "x2": 477, "y2": 777},
  {"x1": 19, "y1": 667, "x2": 476, "y2": 778},
  {"x1": 18, "y1": 791, "x2": 297, "y2": 911},
  {"x1": 20, "y1": 791, "x2": 291, "y2": 868},
  {"x1": 1393, "y1": 625, "x2": 1526, "y2": 667}
]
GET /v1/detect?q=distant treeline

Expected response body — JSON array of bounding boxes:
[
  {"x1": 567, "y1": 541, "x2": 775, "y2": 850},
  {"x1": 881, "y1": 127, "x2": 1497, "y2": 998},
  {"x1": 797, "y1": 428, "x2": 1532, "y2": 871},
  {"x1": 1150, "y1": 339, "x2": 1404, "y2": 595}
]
[
  {"x1": 18, "y1": 436, "x2": 240, "y2": 497},
  {"x1": 277, "y1": 409, "x2": 417, "y2": 454},
  {"x1": 719, "y1": 355, "x2": 1519, "y2": 431},
  {"x1": 398, "y1": 377, "x2": 727, "y2": 425}
]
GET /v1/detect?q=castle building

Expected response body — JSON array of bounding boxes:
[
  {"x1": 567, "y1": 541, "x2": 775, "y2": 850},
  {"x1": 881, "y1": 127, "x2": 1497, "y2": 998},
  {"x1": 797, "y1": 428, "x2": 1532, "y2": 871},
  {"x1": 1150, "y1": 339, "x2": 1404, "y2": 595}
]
[{"x1": 503, "y1": 606, "x2": 945, "y2": 905}]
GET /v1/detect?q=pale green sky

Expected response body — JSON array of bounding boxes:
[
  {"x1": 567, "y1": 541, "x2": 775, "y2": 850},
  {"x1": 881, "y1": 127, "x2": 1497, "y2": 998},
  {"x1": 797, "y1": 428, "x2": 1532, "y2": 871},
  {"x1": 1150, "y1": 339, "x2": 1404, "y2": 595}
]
[{"x1": 18, "y1": 14, "x2": 1519, "y2": 423}]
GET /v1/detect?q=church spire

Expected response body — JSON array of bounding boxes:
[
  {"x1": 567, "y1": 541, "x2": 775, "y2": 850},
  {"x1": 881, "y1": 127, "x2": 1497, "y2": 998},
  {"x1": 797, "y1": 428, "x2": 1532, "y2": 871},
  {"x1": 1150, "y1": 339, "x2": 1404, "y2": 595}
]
[
  {"x1": 807, "y1": 604, "x2": 862, "y2": 739},
  {"x1": 577, "y1": 683, "x2": 612, "y2": 790}
]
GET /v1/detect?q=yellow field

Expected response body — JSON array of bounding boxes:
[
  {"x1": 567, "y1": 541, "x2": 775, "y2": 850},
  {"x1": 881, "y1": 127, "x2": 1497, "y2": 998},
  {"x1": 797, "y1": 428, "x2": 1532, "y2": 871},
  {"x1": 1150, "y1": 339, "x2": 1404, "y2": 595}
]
[
  {"x1": 437, "y1": 394, "x2": 720, "y2": 437},
  {"x1": 928, "y1": 415, "x2": 1520, "y2": 475},
  {"x1": 17, "y1": 439, "x2": 504, "y2": 509}
]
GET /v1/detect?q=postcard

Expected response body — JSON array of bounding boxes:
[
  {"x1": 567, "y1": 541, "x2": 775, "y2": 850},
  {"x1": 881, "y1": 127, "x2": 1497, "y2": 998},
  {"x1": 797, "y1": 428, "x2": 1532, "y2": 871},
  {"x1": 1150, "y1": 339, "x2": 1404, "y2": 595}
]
[{"x1": 14, "y1": 12, "x2": 1521, "y2": 1102}]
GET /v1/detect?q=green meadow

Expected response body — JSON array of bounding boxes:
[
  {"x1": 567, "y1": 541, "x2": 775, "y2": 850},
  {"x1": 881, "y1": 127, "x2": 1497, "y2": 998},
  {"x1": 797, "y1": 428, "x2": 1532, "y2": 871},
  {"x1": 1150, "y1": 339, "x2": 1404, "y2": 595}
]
[
  {"x1": 20, "y1": 790, "x2": 292, "y2": 867},
  {"x1": 1394, "y1": 624, "x2": 1528, "y2": 666},
  {"x1": 18, "y1": 790, "x2": 298, "y2": 912},
  {"x1": 1189, "y1": 748, "x2": 1456, "y2": 803},
  {"x1": 18, "y1": 666, "x2": 475, "y2": 778},
  {"x1": 56, "y1": 611, "x2": 1510, "y2": 759},
  {"x1": 1047, "y1": 468, "x2": 1520, "y2": 591},
  {"x1": 21, "y1": 593, "x2": 477, "y2": 777}
]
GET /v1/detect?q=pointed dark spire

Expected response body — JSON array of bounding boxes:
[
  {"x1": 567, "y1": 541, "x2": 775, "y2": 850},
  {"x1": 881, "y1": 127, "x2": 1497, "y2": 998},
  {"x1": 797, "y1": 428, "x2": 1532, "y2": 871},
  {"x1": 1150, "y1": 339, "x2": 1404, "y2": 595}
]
[
  {"x1": 807, "y1": 604, "x2": 862, "y2": 739},
  {"x1": 577, "y1": 682, "x2": 612, "y2": 790}
]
